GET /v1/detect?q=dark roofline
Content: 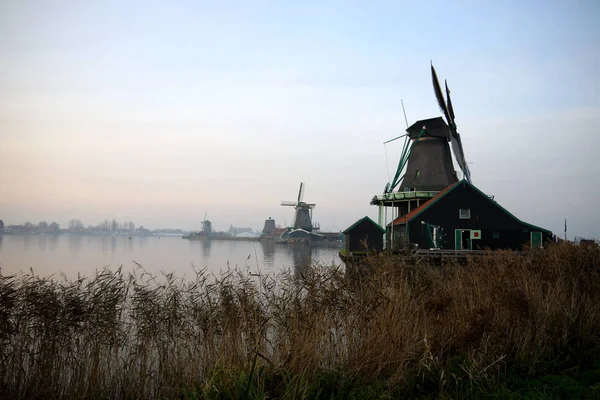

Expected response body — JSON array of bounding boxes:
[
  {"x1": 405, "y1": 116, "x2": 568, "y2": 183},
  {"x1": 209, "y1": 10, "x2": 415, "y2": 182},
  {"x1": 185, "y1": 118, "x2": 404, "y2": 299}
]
[
  {"x1": 344, "y1": 216, "x2": 385, "y2": 234},
  {"x1": 463, "y1": 181, "x2": 552, "y2": 234},
  {"x1": 390, "y1": 181, "x2": 461, "y2": 226},
  {"x1": 391, "y1": 179, "x2": 552, "y2": 234}
]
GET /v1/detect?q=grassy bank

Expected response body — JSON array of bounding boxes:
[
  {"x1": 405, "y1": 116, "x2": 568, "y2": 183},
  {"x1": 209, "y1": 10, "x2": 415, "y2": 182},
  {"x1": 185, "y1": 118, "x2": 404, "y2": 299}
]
[{"x1": 1, "y1": 243, "x2": 599, "y2": 399}]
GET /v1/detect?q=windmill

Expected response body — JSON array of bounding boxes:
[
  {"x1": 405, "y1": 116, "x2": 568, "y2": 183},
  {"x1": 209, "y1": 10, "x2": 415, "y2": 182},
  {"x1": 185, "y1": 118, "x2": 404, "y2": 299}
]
[
  {"x1": 281, "y1": 182, "x2": 317, "y2": 232},
  {"x1": 201, "y1": 211, "x2": 213, "y2": 237},
  {"x1": 383, "y1": 63, "x2": 471, "y2": 196},
  {"x1": 371, "y1": 63, "x2": 473, "y2": 245}
]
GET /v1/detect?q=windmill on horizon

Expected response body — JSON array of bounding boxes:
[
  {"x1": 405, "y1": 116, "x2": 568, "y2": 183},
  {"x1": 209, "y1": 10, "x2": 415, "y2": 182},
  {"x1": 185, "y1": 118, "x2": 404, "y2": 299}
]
[{"x1": 281, "y1": 182, "x2": 317, "y2": 232}]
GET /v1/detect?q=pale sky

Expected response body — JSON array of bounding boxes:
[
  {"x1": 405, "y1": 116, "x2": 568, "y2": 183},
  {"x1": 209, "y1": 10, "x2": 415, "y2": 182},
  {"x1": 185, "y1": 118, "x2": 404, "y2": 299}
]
[{"x1": 1, "y1": 0, "x2": 598, "y2": 238}]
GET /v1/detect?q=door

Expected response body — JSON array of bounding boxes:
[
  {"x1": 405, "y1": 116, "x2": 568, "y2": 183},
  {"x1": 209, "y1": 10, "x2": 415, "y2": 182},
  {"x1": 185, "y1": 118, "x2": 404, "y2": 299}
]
[
  {"x1": 462, "y1": 229, "x2": 472, "y2": 250},
  {"x1": 531, "y1": 231, "x2": 543, "y2": 248},
  {"x1": 455, "y1": 229, "x2": 472, "y2": 250}
]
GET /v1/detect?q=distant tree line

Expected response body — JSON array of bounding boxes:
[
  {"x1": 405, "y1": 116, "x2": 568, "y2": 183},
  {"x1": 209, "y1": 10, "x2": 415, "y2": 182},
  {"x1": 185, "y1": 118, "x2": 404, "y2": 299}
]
[
  {"x1": 1, "y1": 219, "x2": 148, "y2": 235},
  {"x1": 2, "y1": 221, "x2": 61, "y2": 233}
]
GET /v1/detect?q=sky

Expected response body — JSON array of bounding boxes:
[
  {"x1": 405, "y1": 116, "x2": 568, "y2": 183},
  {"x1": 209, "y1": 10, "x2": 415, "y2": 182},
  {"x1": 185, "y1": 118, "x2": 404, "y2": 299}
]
[{"x1": 0, "y1": 0, "x2": 599, "y2": 238}]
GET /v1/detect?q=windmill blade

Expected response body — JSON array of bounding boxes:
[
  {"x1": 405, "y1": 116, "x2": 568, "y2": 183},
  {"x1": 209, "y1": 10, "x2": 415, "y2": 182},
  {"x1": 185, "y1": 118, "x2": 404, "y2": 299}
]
[
  {"x1": 431, "y1": 63, "x2": 450, "y2": 122},
  {"x1": 305, "y1": 203, "x2": 316, "y2": 207},
  {"x1": 298, "y1": 182, "x2": 305, "y2": 203},
  {"x1": 449, "y1": 135, "x2": 471, "y2": 182},
  {"x1": 281, "y1": 201, "x2": 297, "y2": 206},
  {"x1": 445, "y1": 80, "x2": 456, "y2": 124}
]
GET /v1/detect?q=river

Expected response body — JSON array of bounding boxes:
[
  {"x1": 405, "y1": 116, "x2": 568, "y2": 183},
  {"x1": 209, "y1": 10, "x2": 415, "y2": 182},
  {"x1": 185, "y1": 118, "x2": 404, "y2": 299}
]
[{"x1": 0, "y1": 234, "x2": 342, "y2": 280}]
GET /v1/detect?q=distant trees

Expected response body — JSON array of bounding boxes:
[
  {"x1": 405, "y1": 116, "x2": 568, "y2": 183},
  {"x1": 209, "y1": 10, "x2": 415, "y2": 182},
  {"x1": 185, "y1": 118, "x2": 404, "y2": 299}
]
[
  {"x1": 93, "y1": 220, "x2": 136, "y2": 232},
  {"x1": 1, "y1": 218, "x2": 147, "y2": 235},
  {"x1": 68, "y1": 219, "x2": 84, "y2": 231},
  {"x1": 49, "y1": 222, "x2": 60, "y2": 233}
]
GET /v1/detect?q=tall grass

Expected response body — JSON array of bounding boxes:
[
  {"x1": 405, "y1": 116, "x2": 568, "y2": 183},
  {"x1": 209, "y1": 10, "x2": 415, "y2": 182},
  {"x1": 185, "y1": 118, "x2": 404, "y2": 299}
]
[{"x1": 0, "y1": 242, "x2": 599, "y2": 399}]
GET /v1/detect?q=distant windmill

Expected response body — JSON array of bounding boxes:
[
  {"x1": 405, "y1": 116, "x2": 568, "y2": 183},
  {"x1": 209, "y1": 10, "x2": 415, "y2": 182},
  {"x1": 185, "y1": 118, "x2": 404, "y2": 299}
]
[
  {"x1": 201, "y1": 211, "x2": 213, "y2": 236},
  {"x1": 281, "y1": 182, "x2": 317, "y2": 232}
]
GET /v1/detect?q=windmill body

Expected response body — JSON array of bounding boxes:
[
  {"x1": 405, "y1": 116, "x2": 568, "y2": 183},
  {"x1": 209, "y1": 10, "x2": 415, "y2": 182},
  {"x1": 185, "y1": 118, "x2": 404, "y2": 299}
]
[{"x1": 400, "y1": 117, "x2": 458, "y2": 192}]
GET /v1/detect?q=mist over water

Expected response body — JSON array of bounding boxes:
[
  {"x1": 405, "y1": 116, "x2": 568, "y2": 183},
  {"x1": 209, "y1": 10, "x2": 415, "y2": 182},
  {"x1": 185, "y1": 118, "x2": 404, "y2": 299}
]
[{"x1": 0, "y1": 235, "x2": 341, "y2": 280}]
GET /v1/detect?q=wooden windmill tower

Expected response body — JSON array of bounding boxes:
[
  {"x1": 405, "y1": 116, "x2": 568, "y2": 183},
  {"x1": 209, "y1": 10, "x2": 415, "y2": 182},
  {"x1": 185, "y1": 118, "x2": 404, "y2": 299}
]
[
  {"x1": 371, "y1": 63, "x2": 472, "y2": 239},
  {"x1": 281, "y1": 182, "x2": 317, "y2": 232},
  {"x1": 201, "y1": 211, "x2": 213, "y2": 237}
]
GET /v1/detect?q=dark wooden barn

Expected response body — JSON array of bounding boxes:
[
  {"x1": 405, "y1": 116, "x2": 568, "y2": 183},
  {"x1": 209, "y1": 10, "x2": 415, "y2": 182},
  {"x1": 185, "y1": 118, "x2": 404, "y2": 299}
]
[
  {"x1": 343, "y1": 216, "x2": 385, "y2": 254},
  {"x1": 388, "y1": 180, "x2": 553, "y2": 251}
]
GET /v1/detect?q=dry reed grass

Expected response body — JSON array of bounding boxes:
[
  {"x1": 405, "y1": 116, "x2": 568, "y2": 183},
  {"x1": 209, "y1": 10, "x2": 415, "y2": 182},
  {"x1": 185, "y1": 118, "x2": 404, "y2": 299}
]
[{"x1": 0, "y1": 242, "x2": 599, "y2": 399}]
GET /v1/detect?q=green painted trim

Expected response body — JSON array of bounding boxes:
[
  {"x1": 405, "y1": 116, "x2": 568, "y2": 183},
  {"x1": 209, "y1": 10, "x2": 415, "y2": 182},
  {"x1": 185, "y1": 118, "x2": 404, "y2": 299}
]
[
  {"x1": 343, "y1": 216, "x2": 386, "y2": 234},
  {"x1": 388, "y1": 129, "x2": 426, "y2": 192},
  {"x1": 531, "y1": 231, "x2": 543, "y2": 248},
  {"x1": 455, "y1": 229, "x2": 461, "y2": 250}
]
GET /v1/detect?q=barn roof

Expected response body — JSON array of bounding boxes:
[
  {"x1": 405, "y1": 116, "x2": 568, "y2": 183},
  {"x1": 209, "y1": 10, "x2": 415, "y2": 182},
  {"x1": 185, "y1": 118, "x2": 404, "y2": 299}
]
[
  {"x1": 343, "y1": 216, "x2": 385, "y2": 234},
  {"x1": 390, "y1": 180, "x2": 552, "y2": 234}
]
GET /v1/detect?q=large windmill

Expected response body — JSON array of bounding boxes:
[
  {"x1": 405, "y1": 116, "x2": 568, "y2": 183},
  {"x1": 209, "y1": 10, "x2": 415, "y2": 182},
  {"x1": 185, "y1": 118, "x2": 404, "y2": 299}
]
[
  {"x1": 371, "y1": 63, "x2": 472, "y2": 235},
  {"x1": 281, "y1": 182, "x2": 317, "y2": 232}
]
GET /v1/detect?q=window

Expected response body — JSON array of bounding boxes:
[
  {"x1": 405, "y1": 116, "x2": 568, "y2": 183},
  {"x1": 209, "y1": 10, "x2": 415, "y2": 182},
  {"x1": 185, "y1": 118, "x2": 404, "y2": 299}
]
[
  {"x1": 459, "y1": 208, "x2": 471, "y2": 219},
  {"x1": 415, "y1": 169, "x2": 420, "y2": 178},
  {"x1": 493, "y1": 232, "x2": 500, "y2": 239}
]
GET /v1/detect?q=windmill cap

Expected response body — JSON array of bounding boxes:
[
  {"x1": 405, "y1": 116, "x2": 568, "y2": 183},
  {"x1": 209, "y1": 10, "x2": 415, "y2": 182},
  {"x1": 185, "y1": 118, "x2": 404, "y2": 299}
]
[{"x1": 407, "y1": 117, "x2": 450, "y2": 139}]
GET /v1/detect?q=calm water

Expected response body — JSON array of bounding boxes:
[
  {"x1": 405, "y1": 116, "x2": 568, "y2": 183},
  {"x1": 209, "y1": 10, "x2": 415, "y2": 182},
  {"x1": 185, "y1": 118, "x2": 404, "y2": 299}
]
[{"x1": 0, "y1": 234, "x2": 342, "y2": 280}]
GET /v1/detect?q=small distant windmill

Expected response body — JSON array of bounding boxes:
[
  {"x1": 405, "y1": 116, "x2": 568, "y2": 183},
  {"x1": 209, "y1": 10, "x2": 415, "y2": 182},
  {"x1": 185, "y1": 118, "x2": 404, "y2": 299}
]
[
  {"x1": 201, "y1": 211, "x2": 213, "y2": 237},
  {"x1": 281, "y1": 182, "x2": 317, "y2": 232}
]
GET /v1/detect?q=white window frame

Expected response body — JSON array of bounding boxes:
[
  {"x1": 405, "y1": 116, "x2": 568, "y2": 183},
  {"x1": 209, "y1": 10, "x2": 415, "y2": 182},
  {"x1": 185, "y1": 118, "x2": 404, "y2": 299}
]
[{"x1": 459, "y1": 208, "x2": 471, "y2": 219}]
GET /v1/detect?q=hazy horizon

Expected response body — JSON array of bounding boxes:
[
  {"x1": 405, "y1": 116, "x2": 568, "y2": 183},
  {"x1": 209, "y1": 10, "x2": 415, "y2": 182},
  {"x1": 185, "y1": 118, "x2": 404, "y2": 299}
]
[{"x1": 1, "y1": 1, "x2": 599, "y2": 238}]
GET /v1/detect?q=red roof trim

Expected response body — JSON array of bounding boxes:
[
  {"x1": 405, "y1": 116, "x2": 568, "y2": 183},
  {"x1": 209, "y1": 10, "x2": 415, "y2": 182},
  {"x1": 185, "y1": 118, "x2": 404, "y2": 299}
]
[{"x1": 390, "y1": 181, "x2": 461, "y2": 226}]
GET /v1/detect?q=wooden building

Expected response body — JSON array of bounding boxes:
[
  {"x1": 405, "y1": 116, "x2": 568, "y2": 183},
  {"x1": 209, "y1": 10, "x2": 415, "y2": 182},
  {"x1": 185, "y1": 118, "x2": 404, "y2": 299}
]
[
  {"x1": 343, "y1": 216, "x2": 385, "y2": 254},
  {"x1": 388, "y1": 180, "x2": 553, "y2": 251}
]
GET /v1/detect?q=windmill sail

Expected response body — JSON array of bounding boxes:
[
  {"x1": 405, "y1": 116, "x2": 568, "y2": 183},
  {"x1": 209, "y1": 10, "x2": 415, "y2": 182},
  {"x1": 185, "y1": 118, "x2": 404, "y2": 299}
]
[
  {"x1": 298, "y1": 182, "x2": 305, "y2": 203},
  {"x1": 445, "y1": 80, "x2": 455, "y2": 122},
  {"x1": 449, "y1": 135, "x2": 471, "y2": 181},
  {"x1": 431, "y1": 63, "x2": 472, "y2": 183},
  {"x1": 431, "y1": 63, "x2": 450, "y2": 123}
]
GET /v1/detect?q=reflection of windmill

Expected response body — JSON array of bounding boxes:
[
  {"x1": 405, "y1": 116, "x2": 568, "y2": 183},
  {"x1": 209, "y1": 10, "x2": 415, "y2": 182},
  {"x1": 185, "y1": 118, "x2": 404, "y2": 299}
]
[
  {"x1": 281, "y1": 182, "x2": 316, "y2": 232},
  {"x1": 201, "y1": 211, "x2": 213, "y2": 237}
]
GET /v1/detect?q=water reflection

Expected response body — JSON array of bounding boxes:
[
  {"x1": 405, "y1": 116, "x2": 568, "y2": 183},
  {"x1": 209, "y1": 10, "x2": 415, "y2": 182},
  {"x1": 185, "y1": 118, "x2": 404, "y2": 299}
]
[
  {"x1": 48, "y1": 234, "x2": 59, "y2": 252},
  {"x1": 22, "y1": 235, "x2": 33, "y2": 251},
  {"x1": 68, "y1": 235, "x2": 83, "y2": 256},
  {"x1": 260, "y1": 240, "x2": 275, "y2": 267},
  {"x1": 0, "y1": 235, "x2": 341, "y2": 280},
  {"x1": 36, "y1": 235, "x2": 47, "y2": 252},
  {"x1": 288, "y1": 244, "x2": 312, "y2": 277},
  {"x1": 202, "y1": 239, "x2": 211, "y2": 261}
]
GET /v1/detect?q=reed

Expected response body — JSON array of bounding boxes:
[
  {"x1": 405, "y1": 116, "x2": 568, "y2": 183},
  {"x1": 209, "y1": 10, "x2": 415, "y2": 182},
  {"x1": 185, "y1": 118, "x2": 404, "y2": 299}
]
[{"x1": 0, "y1": 242, "x2": 599, "y2": 399}]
